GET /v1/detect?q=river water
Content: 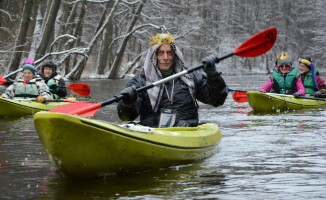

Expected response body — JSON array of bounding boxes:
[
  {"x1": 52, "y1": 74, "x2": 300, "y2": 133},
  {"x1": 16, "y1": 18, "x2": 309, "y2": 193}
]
[{"x1": 1, "y1": 75, "x2": 326, "y2": 199}]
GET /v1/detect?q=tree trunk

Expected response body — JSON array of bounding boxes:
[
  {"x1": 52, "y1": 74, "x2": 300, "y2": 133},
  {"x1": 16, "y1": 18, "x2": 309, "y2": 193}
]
[
  {"x1": 25, "y1": 0, "x2": 39, "y2": 56},
  {"x1": 108, "y1": 0, "x2": 146, "y2": 79},
  {"x1": 65, "y1": 0, "x2": 121, "y2": 80},
  {"x1": 6, "y1": 0, "x2": 34, "y2": 79},
  {"x1": 97, "y1": 20, "x2": 113, "y2": 75},
  {"x1": 96, "y1": 1, "x2": 114, "y2": 75},
  {"x1": 72, "y1": 1, "x2": 86, "y2": 71},
  {"x1": 55, "y1": 1, "x2": 77, "y2": 74},
  {"x1": 35, "y1": 0, "x2": 61, "y2": 60}
]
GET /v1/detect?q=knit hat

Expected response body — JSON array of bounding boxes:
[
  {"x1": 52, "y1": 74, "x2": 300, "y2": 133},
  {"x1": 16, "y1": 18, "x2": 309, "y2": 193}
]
[
  {"x1": 277, "y1": 59, "x2": 291, "y2": 66},
  {"x1": 23, "y1": 64, "x2": 36, "y2": 75},
  {"x1": 298, "y1": 57, "x2": 312, "y2": 68},
  {"x1": 276, "y1": 52, "x2": 291, "y2": 67}
]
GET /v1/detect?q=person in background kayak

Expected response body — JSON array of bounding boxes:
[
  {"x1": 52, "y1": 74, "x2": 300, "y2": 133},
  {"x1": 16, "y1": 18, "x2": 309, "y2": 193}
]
[
  {"x1": 0, "y1": 58, "x2": 52, "y2": 102},
  {"x1": 258, "y1": 52, "x2": 306, "y2": 97},
  {"x1": 38, "y1": 60, "x2": 67, "y2": 99},
  {"x1": 298, "y1": 57, "x2": 326, "y2": 97},
  {"x1": 117, "y1": 33, "x2": 228, "y2": 128}
]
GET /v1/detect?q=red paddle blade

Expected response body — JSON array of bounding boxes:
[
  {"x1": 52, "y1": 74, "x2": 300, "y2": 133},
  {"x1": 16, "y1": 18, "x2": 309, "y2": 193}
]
[
  {"x1": 49, "y1": 102, "x2": 101, "y2": 117},
  {"x1": 67, "y1": 83, "x2": 90, "y2": 96},
  {"x1": 233, "y1": 27, "x2": 277, "y2": 57},
  {"x1": 232, "y1": 91, "x2": 248, "y2": 103},
  {"x1": 0, "y1": 76, "x2": 7, "y2": 85}
]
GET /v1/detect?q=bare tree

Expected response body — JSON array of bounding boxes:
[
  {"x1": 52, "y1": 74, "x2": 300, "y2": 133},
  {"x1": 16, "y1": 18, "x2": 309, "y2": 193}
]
[
  {"x1": 1, "y1": 0, "x2": 326, "y2": 80},
  {"x1": 65, "y1": 0, "x2": 122, "y2": 80},
  {"x1": 108, "y1": 0, "x2": 146, "y2": 79},
  {"x1": 35, "y1": 0, "x2": 61, "y2": 60},
  {"x1": 6, "y1": 0, "x2": 35, "y2": 79},
  {"x1": 96, "y1": 1, "x2": 114, "y2": 75}
]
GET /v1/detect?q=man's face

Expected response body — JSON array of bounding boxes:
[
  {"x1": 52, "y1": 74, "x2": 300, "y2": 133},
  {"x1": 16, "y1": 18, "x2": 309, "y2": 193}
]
[
  {"x1": 156, "y1": 44, "x2": 174, "y2": 71},
  {"x1": 43, "y1": 67, "x2": 53, "y2": 78}
]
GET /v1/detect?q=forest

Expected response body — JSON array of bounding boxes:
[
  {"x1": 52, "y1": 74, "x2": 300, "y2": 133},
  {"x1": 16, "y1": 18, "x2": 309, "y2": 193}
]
[{"x1": 0, "y1": 0, "x2": 326, "y2": 80}]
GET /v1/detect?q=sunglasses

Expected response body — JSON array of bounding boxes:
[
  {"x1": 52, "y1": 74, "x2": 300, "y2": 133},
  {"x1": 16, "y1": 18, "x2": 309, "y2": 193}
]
[{"x1": 279, "y1": 65, "x2": 290, "y2": 69}]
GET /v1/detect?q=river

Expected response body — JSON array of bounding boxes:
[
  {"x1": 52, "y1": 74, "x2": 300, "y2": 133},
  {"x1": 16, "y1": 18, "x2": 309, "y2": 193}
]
[{"x1": 1, "y1": 75, "x2": 326, "y2": 199}]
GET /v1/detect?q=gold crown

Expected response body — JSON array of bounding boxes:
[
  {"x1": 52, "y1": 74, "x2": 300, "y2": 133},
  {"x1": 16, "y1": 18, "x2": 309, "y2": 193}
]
[
  {"x1": 150, "y1": 33, "x2": 175, "y2": 46},
  {"x1": 277, "y1": 52, "x2": 290, "y2": 60}
]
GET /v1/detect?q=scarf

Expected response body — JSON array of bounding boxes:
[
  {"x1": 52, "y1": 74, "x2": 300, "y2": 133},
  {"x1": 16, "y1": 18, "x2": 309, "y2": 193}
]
[{"x1": 140, "y1": 44, "x2": 195, "y2": 112}]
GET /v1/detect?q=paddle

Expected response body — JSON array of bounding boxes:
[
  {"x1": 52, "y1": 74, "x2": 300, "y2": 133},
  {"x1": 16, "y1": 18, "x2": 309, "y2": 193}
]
[
  {"x1": 0, "y1": 76, "x2": 14, "y2": 85},
  {"x1": 65, "y1": 83, "x2": 90, "y2": 96},
  {"x1": 230, "y1": 89, "x2": 248, "y2": 103},
  {"x1": 50, "y1": 27, "x2": 277, "y2": 116},
  {"x1": 16, "y1": 98, "x2": 91, "y2": 103}
]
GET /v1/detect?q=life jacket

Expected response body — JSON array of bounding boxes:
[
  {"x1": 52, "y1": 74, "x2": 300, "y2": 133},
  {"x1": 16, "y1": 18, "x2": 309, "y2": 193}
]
[
  {"x1": 13, "y1": 77, "x2": 42, "y2": 99},
  {"x1": 41, "y1": 74, "x2": 62, "y2": 99},
  {"x1": 301, "y1": 68, "x2": 319, "y2": 95},
  {"x1": 271, "y1": 68, "x2": 299, "y2": 94}
]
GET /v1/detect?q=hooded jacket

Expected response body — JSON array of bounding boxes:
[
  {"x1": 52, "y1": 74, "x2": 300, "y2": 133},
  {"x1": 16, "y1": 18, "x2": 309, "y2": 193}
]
[{"x1": 117, "y1": 44, "x2": 228, "y2": 127}]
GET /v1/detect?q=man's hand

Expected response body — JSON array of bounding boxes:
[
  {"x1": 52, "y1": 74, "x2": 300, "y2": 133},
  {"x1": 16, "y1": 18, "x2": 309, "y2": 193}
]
[
  {"x1": 120, "y1": 86, "x2": 138, "y2": 105},
  {"x1": 202, "y1": 56, "x2": 219, "y2": 78}
]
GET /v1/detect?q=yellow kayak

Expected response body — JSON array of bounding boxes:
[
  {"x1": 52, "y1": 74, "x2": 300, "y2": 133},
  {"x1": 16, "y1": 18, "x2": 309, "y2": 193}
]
[
  {"x1": 247, "y1": 91, "x2": 326, "y2": 112},
  {"x1": 33, "y1": 112, "x2": 222, "y2": 178},
  {"x1": 0, "y1": 97, "x2": 76, "y2": 118}
]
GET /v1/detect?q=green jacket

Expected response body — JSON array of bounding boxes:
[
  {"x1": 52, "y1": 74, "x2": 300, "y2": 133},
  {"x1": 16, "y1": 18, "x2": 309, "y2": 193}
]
[
  {"x1": 301, "y1": 68, "x2": 319, "y2": 95},
  {"x1": 271, "y1": 68, "x2": 299, "y2": 94}
]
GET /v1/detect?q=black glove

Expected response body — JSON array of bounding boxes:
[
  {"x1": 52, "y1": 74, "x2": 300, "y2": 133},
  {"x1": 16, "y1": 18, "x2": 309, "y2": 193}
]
[
  {"x1": 293, "y1": 92, "x2": 302, "y2": 98},
  {"x1": 201, "y1": 56, "x2": 219, "y2": 78},
  {"x1": 120, "y1": 86, "x2": 138, "y2": 105}
]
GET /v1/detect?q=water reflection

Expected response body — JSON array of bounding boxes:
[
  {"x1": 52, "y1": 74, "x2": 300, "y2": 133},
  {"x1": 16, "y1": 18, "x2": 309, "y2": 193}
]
[
  {"x1": 34, "y1": 164, "x2": 227, "y2": 199},
  {"x1": 1, "y1": 76, "x2": 326, "y2": 199}
]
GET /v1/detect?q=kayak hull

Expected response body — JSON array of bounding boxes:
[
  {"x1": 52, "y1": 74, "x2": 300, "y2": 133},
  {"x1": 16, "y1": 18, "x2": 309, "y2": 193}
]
[
  {"x1": 247, "y1": 91, "x2": 326, "y2": 112},
  {"x1": 0, "y1": 98, "x2": 75, "y2": 118},
  {"x1": 33, "y1": 112, "x2": 222, "y2": 178}
]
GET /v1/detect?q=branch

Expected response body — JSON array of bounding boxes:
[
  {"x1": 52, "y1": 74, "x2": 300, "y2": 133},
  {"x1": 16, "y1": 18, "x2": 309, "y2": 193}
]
[
  {"x1": 0, "y1": 9, "x2": 13, "y2": 21},
  {"x1": 107, "y1": 23, "x2": 162, "y2": 50},
  {"x1": 118, "y1": 52, "x2": 143, "y2": 78},
  {"x1": 49, "y1": 34, "x2": 77, "y2": 53},
  {"x1": 34, "y1": 48, "x2": 89, "y2": 66}
]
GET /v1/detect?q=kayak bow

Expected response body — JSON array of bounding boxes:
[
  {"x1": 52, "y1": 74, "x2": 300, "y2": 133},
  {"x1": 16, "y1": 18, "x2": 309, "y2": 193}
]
[
  {"x1": 247, "y1": 91, "x2": 326, "y2": 112},
  {"x1": 34, "y1": 112, "x2": 222, "y2": 178}
]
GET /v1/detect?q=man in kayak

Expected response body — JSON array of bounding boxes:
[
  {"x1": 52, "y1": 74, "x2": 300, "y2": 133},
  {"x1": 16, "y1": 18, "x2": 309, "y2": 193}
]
[
  {"x1": 259, "y1": 52, "x2": 306, "y2": 97},
  {"x1": 117, "y1": 33, "x2": 228, "y2": 127},
  {"x1": 0, "y1": 59, "x2": 52, "y2": 103},
  {"x1": 38, "y1": 60, "x2": 67, "y2": 99},
  {"x1": 298, "y1": 57, "x2": 326, "y2": 97}
]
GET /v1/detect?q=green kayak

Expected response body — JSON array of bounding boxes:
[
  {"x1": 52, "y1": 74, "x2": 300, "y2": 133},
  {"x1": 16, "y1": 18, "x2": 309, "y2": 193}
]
[
  {"x1": 33, "y1": 112, "x2": 222, "y2": 178},
  {"x1": 0, "y1": 97, "x2": 77, "y2": 118},
  {"x1": 247, "y1": 91, "x2": 326, "y2": 112}
]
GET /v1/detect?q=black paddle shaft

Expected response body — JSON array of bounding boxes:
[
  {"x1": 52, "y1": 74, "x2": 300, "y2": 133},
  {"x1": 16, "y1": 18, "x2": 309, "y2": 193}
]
[{"x1": 100, "y1": 52, "x2": 235, "y2": 107}]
